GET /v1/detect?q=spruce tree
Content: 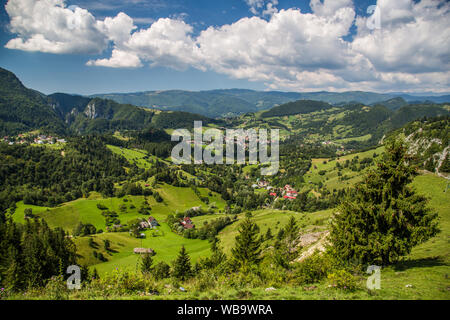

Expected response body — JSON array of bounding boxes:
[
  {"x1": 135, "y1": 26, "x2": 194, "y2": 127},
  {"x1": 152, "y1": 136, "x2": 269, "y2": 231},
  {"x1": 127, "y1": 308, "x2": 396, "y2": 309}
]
[
  {"x1": 284, "y1": 216, "x2": 300, "y2": 259},
  {"x1": 329, "y1": 138, "x2": 439, "y2": 266},
  {"x1": 140, "y1": 253, "x2": 153, "y2": 275},
  {"x1": 231, "y1": 217, "x2": 262, "y2": 272},
  {"x1": 265, "y1": 227, "x2": 273, "y2": 241},
  {"x1": 172, "y1": 246, "x2": 192, "y2": 281}
]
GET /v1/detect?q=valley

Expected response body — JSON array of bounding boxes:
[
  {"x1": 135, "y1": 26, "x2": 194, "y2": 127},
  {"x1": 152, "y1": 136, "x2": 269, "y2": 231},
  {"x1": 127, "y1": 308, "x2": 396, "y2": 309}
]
[{"x1": 0, "y1": 67, "x2": 449, "y2": 300}]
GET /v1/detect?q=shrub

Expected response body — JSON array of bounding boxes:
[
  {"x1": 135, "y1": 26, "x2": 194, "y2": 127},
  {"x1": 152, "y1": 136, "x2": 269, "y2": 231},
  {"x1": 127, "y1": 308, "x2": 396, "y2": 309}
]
[
  {"x1": 327, "y1": 269, "x2": 358, "y2": 291},
  {"x1": 153, "y1": 261, "x2": 171, "y2": 280},
  {"x1": 293, "y1": 253, "x2": 332, "y2": 285},
  {"x1": 44, "y1": 276, "x2": 68, "y2": 300}
]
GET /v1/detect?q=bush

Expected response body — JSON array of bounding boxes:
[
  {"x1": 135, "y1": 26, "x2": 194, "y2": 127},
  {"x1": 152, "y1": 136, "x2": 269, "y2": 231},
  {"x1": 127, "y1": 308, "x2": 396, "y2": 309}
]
[
  {"x1": 327, "y1": 269, "x2": 358, "y2": 291},
  {"x1": 293, "y1": 253, "x2": 332, "y2": 285},
  {"x1": 153, "y1": 261, "x2": 171, "y2": 280},
  {"x1": 44, "y1": 276, "x2": 69, "y2": 300}
]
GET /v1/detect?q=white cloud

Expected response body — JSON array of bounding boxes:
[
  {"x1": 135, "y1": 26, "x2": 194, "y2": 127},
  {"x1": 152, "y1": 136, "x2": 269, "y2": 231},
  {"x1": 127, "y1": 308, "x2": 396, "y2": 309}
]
[
  {"x1": 4, "y1": 0, "x2": 450, "y2": 93},
  {"x1": 310, "y1": 0, "x2": 354, "y2": 17},
  {"x1": 86, "y1": 49, "x2": 142, "y2": 68},
  {"x1": 352, "y1": 0, "x2": 450, "y2": 74},
  {"x1": 5, "y1": 0, "x2": 108, "y2": 54},
  {"x1": 245, "y1": 0, "x2": 279, "y2": 16}
]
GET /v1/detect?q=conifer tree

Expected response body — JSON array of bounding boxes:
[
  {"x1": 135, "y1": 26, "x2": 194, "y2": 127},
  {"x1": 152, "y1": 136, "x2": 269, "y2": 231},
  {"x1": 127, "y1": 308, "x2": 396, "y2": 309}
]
[
  {"x1": 172, "y1": 246, "x2": 192, "y2": 281},
  {"x1": 329, "y1": 138, "x2": 439, "y2": 266},
  {"x1": 284, "y1": 216, "x2": 300, "y2": 259},
  {"x1": 265, "y1": 227, "x2": 273, "y2": 241},
  {"x1": 231, "y1": 217, "x2": 262, "y2": 272},
  {"x1": 140, "y1": 253, "x2": 153, "y2": 275}
]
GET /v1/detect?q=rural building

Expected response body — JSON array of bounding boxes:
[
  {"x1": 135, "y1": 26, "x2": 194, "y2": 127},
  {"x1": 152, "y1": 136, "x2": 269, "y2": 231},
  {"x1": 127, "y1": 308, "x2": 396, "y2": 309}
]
[
  {"x1": 181, "y1": 217, "x2": 195, "y2": 229},
  {"x1": 133, "y1": 248, "x2": 154, "y2": 255},
  {"x1": 148, "y1": 216, "x2": 159, "y2": 228}
]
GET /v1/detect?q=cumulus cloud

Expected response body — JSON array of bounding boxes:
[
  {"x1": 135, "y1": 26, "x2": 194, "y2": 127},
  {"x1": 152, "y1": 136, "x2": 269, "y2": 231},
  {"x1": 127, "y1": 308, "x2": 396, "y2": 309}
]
[
  {"x1": 352, "y1": 0, "x2": 450, "y2": 74},
  {"x1": 5, "y1": 0, "x2": 108, "y2": 54},
  {"x1": 4, "y1": 0, "x2": 450, "y2": 92},
  {"x1": 245, "y1": 0, "x2": 279, "y2": 16},
  {"x1": 86, "y1": 49, "x2": 142, "y2": 68}
]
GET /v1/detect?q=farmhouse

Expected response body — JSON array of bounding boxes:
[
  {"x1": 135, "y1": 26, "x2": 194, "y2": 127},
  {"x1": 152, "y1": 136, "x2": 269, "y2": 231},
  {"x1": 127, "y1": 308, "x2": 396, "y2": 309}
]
[
  {"x1": 148, "y1": 216, "x2": 159, "y2": 228},
  {"x1": 133, "y1": 248, "x2": 155, "y2": 255},
  {"x1": 139, "y1": 221, "x2": 150, "y2": 229},
  {"x1": 181, "y1": 217, "x2": 195, "y2": 229},
  {"x1": 282, "y1": 184, "x2": 298, "y2": 199}
]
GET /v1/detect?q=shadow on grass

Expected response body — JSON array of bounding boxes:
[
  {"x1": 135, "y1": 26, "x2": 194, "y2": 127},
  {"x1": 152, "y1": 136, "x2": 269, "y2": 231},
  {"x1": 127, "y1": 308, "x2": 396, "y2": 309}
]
[{"x1": 393, "y1": 256, "x2": 446, "y2": 272}]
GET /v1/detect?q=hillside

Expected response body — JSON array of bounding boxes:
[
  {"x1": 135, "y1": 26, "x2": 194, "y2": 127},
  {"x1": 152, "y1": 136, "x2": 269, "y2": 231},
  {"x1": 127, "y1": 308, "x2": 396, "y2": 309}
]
[
  {"x1": 0, "y1": 68, "x2": 67, "y2": 135},
  {"x1": 92, "y1": 89, "x2": 450, "y2": 118},
  {"x1": 388, "y1": 116, "x2": 449, "y2": 175},
  {"x1": 0, "y1": 68, "x2": 217, "y2": 136}
]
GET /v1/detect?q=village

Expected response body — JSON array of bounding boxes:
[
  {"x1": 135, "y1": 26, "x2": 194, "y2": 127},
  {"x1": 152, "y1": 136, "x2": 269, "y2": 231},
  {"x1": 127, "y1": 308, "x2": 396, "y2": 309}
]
[
  {"x1": 251, "y1": 179, "x2": 299, "y2": 200},
  {"x1": 2, "y1": 133, "x2": 66, "y2": 145}
]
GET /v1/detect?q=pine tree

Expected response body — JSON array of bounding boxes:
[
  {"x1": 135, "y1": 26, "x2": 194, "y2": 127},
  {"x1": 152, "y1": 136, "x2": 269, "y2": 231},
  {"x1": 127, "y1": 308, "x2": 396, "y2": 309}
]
[
  {"x1": 284, "y1": 216, "x2": 300, "y2": 257},
  {"x1": 329, "y1": 138, "x2": 440, "y2": 266},
  {"x1": 140, "y1": 253, "x2": 153, "y2": 275},
  {"x1": 172, "y1": 246, "x2": 192, "y2": 281},
  {"x1": 265, "y1": 227, "x2": 273, "y2": 241},
  {"x1": 231, "y1": 217, "x2": 262, "y2": 272}
]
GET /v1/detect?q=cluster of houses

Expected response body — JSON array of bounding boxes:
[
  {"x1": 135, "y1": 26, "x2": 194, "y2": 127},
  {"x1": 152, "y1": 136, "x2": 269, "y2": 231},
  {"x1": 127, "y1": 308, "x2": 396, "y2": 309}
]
[
  {"x1": 321, "y1": 140, "x2": 354, "y2": 155},
  {"x1": 251, "y1": 179, "x2": 274, "y2": 191},
  {"x1": 269, "y1": 184, "x2": 299, "y2": 200},
  {"x1": 33, "y1": 135, "x2": 66, "y2": 145},
  {"x1": 2, "y1": 134, "x2": 66, "y2": 145}
]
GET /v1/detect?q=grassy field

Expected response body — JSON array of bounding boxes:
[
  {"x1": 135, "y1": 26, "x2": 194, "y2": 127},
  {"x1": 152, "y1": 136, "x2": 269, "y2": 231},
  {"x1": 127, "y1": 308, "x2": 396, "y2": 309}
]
[
  {"x1": 76, "y1": 223, "x2": 212, "y2": 275},
  {"x1": 303, "y1": 146, "x2": 385, "y2": 192},
  {"x1": 11, "y1": 183, "x2": 227, "y2": 275}
]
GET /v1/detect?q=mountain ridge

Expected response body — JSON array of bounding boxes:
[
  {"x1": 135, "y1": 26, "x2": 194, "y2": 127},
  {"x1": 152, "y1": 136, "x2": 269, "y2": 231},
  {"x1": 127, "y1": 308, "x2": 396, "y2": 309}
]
[{"x1": 92, "y1": 89, "x2": 450, "y2": 118}]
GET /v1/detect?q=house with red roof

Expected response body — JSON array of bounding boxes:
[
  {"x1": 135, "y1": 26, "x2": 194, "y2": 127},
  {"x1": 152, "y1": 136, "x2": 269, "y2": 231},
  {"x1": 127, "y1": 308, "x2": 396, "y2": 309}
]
[{"x1": 181, "y1": 217, "x2": 195, "y2": 229}]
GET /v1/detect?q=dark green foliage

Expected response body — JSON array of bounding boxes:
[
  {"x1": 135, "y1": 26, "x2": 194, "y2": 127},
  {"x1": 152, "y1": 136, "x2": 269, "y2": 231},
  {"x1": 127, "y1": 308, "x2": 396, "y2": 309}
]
[
  {"x1": 265, "y1": 228, "x2": 273, "y2": 241},
  {"x1": 103, "y1": 239, "x2": 111, "y2": 251},
  {"x1": 0, "y1": 218, "x2": 77, "y2": 291},
  {"x1": 262, "y1": 100, "x2": 332, "y2": 118},
  {"x1": 329, "y1": 138, "x2": 440, "y2": 266},
  {"x1": 140, "y1": 253, "x2": 153, "y2": 275},
  {"x1": 153, "y1": 261, "x2": 171, "y2": 280},
  {"x1": 152, "y1": 111, "x2": 213, "y2": 129},
  {"x1": 0, "y1": 136, "x2": 127, "y2": 212},
  {"x1": 231, "y1": 217, "x2": 262, "y2": 272},
  {"x1": 0, "y1": 68, "x2": 67, "y2": 136},
  {"x1": 282, "y1": 216, "x2": 301, "y2": 262},
  {"x1": 294, "y1": 253, "x2": 333, "y2": 285},
  {"x1": 172, "y1": 246, "x2": 192, "y2": 281},
  {"x1": 73, "y1": 222, "x2": 97, "y2": 237}
]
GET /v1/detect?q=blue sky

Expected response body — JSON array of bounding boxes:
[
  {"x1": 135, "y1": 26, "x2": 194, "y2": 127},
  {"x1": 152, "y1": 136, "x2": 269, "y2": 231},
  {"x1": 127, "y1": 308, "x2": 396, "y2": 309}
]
[{"x1": 0, "y1": 0, "x2": 448, "y2": 95}]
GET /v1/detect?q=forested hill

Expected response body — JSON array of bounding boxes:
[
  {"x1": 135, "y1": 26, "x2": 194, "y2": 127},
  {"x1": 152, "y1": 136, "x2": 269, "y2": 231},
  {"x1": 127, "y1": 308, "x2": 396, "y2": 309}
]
[
  {"x1": 0, "y1": 68, "x2": 67, "y2": 135},
  {"x1": 261, "y1": 100, "x2": 332, "y2": 117},
  {"x1": 92, "y1": 89, "x2": 450, "y2": 118},
  {"x1": 0, "y1": 68, "x2": 217, "y2": 136}
]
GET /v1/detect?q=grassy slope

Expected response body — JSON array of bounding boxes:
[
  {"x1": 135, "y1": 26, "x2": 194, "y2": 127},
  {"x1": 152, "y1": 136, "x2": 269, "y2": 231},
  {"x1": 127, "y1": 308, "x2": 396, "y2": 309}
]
[{"x1": 303, "y1": 146, "x2": 385, "y2": 192}]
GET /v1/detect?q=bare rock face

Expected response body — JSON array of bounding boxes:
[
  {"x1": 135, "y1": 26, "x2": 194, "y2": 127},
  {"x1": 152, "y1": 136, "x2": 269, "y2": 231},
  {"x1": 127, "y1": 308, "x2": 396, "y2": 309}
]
[
  {"x1": 84, "y1": 101, "x2": 98, "y2": 119},
  {"x1": 295, "y1": 231, "x2": 330, "y2": 262}
]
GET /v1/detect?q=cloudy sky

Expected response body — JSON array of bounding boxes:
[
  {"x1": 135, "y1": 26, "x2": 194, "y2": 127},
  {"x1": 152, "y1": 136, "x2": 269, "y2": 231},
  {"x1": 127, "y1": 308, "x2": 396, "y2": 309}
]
[{"x1": 0, "y1": 0, "x2": 449, "y2": 95}]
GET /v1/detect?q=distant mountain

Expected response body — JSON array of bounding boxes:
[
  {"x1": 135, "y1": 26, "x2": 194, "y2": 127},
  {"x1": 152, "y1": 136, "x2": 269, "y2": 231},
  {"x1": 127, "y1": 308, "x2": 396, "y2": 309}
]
[
  {"x1": 92, "y1": 89, "x2": 450, "y2": 118},
  {"x1": 0, "y1": 68, "x2": 216, "y2": 136},
  {"x1": 371, "y1": 97, "x2": 409, "y2": 110},
  {"x1": 261, "y1": 100, "x2": 332, "y2": 118}
]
